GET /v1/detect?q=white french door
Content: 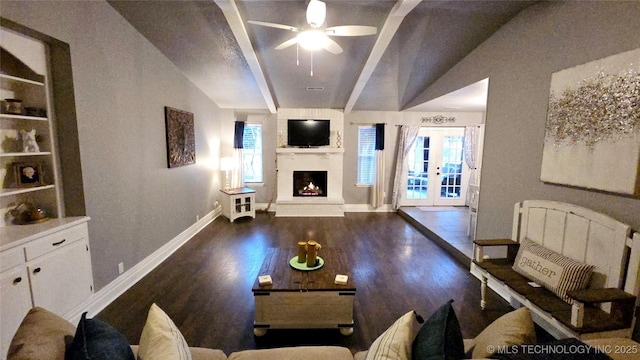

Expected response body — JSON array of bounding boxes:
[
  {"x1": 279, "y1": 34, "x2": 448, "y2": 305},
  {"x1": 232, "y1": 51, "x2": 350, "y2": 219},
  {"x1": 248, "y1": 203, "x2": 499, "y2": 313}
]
[{"x1": 402, "y1": 127, "x2": 469, "y2": 206}]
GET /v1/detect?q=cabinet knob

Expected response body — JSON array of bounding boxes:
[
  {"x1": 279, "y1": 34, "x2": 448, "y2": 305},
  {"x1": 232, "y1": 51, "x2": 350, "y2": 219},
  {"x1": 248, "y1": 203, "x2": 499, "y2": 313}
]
[
  {"x1": 13, "y1": 277, "x2": 22, "y2": 285},
  {"x1": 33, "y1": 267, "x2": 41, "y2": 274}
]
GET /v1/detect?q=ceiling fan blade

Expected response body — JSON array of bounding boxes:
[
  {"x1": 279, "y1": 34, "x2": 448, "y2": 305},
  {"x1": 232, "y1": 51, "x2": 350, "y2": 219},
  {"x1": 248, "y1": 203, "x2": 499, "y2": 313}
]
[
  {"x1": 323, "y1": 38, "x2": 343, "y2": 54},
  {"x1": 275, "y1": 37, "x2": 299, "y2": 50},
  {"x1": 325, "y1": 25, "x2": 377, "y2": 37},
  {"x1": 247, "y1": 20, "x2": 299, "y2": 32}
]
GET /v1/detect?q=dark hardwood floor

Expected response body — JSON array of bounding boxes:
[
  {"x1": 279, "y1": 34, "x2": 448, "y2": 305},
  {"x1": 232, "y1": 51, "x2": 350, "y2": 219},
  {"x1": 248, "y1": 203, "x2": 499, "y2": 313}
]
[{"x1": 97, "y1": 212, "x2": 520, "y2": 355}]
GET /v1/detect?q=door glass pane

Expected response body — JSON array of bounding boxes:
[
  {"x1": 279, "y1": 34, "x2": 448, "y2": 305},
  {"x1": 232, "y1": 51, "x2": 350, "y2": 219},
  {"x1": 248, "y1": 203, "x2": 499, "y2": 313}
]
[
  {"x1": 440, "y1": 136, "x2": 464, "y2": 198},
  {"x1": 406, "y1": 136, "x2": 429, "y2": 199}
]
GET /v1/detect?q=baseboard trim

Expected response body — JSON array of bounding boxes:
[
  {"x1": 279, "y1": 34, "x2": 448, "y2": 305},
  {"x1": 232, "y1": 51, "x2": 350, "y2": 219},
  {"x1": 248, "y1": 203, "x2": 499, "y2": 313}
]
[
  {"x1": 343, "y1": 204, "x2": 394, "y2": 212},
  {"x1": 255, "y1": 203, "x2": 395, "y2": 213},
  {"x1": 70, "y1": 206, "x2": 222, "y2": 323}
]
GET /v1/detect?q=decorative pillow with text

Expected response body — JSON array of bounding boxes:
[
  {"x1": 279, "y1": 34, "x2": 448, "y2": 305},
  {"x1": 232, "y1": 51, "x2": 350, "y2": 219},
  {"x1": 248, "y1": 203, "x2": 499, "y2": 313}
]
[{"x1": 513, "y1": 238, "x2": 594, "y2": 303}]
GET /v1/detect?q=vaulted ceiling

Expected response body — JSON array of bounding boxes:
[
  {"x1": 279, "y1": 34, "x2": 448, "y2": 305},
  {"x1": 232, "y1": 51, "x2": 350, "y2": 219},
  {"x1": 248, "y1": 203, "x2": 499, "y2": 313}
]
[{"x1": 108, "y1": 1, "x2": 535, "y2": 113}]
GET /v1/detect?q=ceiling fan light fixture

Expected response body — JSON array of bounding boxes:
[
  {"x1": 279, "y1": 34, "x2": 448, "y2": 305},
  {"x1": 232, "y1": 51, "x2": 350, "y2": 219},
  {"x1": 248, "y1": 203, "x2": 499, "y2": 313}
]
[
  {"x1": 297, "y1": 30, "x2": 329, "y2": 51},
  {"x1": 306, "y1": 0, "x2": 326, "y2": 28}
]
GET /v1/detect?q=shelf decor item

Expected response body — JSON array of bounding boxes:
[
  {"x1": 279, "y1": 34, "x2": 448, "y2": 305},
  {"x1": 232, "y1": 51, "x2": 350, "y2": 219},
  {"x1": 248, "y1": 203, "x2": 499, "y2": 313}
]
[
  {"x1": 4, "y1": 98, "x2": 22, "y2": 114},
  {"x1": 20, "y1": 129, "x2": 40, "y2": 152},
  {"x1": 164, "y1": 106, "x2": 196, "y2": 168},
  {"x1": 13, "y1": 161, "x2": 44, "y2": 187},
  {"x1": 9, "y1": 201, "x2": 49, "y2": 225},
  {"x1": 24, "y1": 107, "x2": 46, "y2": 117}
]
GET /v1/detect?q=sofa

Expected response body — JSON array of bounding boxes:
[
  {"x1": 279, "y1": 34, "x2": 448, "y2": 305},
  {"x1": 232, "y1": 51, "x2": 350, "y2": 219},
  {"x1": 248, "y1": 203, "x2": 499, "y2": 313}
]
[{"x1": 6, "y1": 302, "x2": 639, "y2": 360}]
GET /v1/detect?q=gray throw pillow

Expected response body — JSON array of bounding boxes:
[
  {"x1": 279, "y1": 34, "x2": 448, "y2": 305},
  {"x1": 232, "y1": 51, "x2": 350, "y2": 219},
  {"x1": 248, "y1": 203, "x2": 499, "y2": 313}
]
[
  {"x1": 67, "y1": 312, "x2": 134, "y2": 360},
  {"x1": 411, "y1": 299, "x2": 464, "y2": 360}
]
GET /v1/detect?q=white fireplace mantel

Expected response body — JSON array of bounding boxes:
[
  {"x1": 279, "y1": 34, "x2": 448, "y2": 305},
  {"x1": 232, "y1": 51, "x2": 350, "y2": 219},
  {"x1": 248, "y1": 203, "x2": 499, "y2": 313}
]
[
  {"x1": 275, "y1": 150, "x2": 344, "y2": 217},
  {"x1": 275, "y1": 108, "x2": 345, "y2": 217},
  {"x1": 276, "y1": 148, "x2": 344, "y2": 154}
]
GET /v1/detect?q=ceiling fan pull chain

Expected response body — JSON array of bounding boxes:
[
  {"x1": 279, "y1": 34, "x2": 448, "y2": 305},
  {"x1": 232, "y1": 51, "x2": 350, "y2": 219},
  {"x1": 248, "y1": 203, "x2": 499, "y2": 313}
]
[
  {"x1": 296, "y1": 43, "x2": 299, "y2": 66},
  {"x1": 310, "y1": 51, "x2": 314, "y2": 76}
]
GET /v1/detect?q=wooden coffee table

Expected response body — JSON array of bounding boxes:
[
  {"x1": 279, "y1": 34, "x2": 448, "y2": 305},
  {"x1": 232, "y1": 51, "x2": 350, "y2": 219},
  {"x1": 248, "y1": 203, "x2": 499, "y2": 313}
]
[{"x1": 252, "y1": 247, "x2": 356, "y2": 336}]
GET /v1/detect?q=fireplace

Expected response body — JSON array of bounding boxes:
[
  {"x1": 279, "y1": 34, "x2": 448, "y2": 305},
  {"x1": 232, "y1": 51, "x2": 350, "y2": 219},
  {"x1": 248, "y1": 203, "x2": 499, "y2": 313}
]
[
  {"x1": 293, "y1": 171, "x2": 327, "y2": 197},
  {"x1": 275, "y1": 108, "x2": 344, "y2": 216}
]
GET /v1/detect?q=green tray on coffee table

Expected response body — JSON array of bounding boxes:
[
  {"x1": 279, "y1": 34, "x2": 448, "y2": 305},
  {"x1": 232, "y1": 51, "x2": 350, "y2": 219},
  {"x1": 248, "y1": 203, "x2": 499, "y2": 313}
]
[{"x1": 289, "y1": 256, "x2": 324, "y2": 271}]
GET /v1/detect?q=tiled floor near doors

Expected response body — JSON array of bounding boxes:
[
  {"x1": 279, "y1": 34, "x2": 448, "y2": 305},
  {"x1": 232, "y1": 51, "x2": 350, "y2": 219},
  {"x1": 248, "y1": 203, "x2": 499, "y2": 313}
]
[{"x1": 398, "y1": 206, "x2": 473, "y2": 265}]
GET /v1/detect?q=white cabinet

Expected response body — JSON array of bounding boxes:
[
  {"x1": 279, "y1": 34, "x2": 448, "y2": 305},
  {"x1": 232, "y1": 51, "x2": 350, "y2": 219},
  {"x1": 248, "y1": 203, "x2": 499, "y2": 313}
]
[
  {"x1": 28, "y1": 238, "x2": 93, "y2": 315},
  {"x1": 0, "y1": 263, "x2": 32, "y2": 358},
  {"x1": 220, "y1": 187, "x2": 256, "y2": 222},
  {"x1": 0, "y1": 217, "x2": 92, "y2": 358}
]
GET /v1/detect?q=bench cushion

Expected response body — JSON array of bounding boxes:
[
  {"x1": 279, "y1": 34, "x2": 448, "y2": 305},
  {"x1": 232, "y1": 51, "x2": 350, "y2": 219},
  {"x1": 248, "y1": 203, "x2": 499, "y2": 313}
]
[{"x1": 513, "y1": 238, "x2": 594, "y2": 303}]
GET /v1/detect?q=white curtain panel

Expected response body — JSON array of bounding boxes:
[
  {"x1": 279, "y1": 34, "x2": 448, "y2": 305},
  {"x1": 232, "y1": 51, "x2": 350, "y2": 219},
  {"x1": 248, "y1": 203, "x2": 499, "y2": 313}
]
[
  {"x1": 370, "y1": 149, "x2": 385, "y2": 208},
  {"x1": 231, "y1": 148, "x2": 244, "y2": 188},
  {"x1": 391, "y1": 125, "x2": 419, "y2": 210},
  {"x1": 464, "y1": 126, "x2": 479, "y2": 186}
]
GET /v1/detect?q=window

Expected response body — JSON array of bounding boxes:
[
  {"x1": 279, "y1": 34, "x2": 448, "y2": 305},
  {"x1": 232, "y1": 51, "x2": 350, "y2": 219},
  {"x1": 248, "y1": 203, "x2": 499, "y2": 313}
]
[
  {"x1": 357, "y1": 126, "x2": 376, "y2": 185},
  {"x1": 242, "y1": 123, "x2": 263, "y2": 183}
]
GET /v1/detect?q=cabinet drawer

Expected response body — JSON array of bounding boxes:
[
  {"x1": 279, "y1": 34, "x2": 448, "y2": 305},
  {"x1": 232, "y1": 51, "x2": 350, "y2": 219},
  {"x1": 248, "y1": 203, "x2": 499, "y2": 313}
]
[
  {"x1": 24, "y1": 224, "x2": 88, "y2": 261},
  {"x1": 0, "y1": 246, "x2": 25, "y2": 272}
]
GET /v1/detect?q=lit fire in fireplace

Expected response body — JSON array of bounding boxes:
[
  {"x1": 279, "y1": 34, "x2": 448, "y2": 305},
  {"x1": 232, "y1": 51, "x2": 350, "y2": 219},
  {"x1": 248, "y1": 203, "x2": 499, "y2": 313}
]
[
  {"x1": 299, "y1": 181, "x2": 323, "y2": 196},
  {"x1": 293, "y1": 171, "x2": 327, "y2": 197}
]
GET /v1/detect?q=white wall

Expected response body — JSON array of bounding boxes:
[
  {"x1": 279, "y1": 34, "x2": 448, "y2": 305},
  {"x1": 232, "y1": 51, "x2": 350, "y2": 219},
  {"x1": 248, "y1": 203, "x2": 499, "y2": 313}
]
[{"x1": 1, "y1": 1, "x2": 234, "y2": 290}]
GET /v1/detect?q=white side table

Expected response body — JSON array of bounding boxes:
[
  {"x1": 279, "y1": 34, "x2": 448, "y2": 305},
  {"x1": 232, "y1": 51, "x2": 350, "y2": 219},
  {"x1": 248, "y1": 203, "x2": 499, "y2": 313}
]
[{"x1": 220, "y1": 187, "x2": 256, "y2": 222}]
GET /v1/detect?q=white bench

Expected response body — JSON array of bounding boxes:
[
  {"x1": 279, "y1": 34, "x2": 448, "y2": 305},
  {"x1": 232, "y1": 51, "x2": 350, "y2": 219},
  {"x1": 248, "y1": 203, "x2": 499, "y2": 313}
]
[{"x1": 470, "y1": 200, "x2": 640, "y2": 340}]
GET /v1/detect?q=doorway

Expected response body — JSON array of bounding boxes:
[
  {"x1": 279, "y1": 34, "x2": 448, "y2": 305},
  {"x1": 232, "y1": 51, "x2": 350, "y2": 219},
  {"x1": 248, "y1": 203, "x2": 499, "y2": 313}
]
[{"x1": 401, "y1": 127, "x2": 469, "y2": 206}]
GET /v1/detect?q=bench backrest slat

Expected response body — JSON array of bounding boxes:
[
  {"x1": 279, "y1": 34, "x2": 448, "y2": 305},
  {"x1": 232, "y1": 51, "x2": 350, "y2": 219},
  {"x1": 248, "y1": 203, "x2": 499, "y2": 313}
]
[{"x1": 516, "y1": 200, "x2": 633, "y2": 292}]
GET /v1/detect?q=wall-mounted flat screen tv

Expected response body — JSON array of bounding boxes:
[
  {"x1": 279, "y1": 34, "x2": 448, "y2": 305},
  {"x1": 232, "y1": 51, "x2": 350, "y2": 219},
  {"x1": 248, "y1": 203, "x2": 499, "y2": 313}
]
[{"x1": 287, "y1": 119, "x2": 330, "y2": 147}]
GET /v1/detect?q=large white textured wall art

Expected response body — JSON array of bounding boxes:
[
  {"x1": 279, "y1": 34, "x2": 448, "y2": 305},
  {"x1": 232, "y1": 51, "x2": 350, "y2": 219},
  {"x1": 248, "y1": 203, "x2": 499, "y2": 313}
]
[{"x1": 541, "y1": 48, "x2": 640, "y2": 196}]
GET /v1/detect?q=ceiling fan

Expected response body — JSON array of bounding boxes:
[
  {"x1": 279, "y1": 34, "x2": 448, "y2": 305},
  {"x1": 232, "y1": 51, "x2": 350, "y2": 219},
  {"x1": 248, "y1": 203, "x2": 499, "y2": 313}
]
[{"x1": 247, "y1": 0, "x2": 377, "y2": 55}]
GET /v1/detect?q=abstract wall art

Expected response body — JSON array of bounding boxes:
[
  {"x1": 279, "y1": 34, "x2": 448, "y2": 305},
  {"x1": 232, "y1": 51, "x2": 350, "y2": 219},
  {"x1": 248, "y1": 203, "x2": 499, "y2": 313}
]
[
  {"x1": 540, "y1": 48, "x2": 640, "y2": 196},
  {"x1": 165, "y1": 106, "x2": 196, "y2": 168}
]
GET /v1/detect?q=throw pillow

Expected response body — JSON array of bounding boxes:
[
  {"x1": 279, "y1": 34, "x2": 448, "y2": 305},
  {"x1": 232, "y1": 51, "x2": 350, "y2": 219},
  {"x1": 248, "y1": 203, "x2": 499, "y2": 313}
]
[
  {"x1": 512, "y1": 238, "x2": 595, "y2": 303},
  {"x1": 471, "y1": 307, "x2": 536, "y2": 359},
  {"x1": 67, "y1": 312, "x2": 135, "y2": 360},
  {"x1": 411, "y1": 299, "x2": 464, "y2": 360},
  {"x1": 7, "y1": 307, "x2": 76, "y2": 360},
  {"x1": 138, "y1": 303, "x2": 192, "y2": 360},
  {"x1": 365, "y1": 310, "x2": 421, "y2": 360}
]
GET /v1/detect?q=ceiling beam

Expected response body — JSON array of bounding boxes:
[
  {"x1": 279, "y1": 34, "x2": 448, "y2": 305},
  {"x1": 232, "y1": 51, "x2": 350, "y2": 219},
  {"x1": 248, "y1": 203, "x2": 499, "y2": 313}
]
[
  {"x1": 215, "y1": 0, "x2": 277, "y2": 113},
  {"x1": 344, "y1": 0, "x2": 422, "y2": 113}
]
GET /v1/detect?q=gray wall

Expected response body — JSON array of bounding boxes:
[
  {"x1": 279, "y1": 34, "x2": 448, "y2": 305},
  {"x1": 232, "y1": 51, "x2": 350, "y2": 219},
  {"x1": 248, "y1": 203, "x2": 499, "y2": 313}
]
[
  {"x1": 3, "y1": 1, "x2": 639, "y2": 291},
  {"x1": 1, "y1": 1, "x2": 233, "y2": 290},
  {"x1": 411, "y1": 1, "x2": 640, "y2": 238},
  {"x1": 343, "y1": 111, "x2": 401, "y2": 206}
]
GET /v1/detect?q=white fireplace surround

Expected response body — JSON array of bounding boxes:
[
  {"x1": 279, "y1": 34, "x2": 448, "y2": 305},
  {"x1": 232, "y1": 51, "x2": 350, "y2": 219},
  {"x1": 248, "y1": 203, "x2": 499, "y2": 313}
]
[{"x1": 275, "y1": 108, "x2": 345, "y2": 217}]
